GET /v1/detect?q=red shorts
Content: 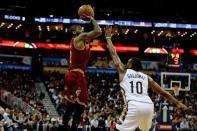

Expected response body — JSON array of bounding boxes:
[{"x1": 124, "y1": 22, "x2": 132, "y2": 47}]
[{"x1": 65, "y1": 71, "x2": 88, "y2": 106}]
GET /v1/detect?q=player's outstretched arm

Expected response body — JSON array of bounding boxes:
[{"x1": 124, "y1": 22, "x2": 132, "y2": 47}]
[
  {"x1": 148, "y1": 77, "x2": 188, "y2": 110},
  {"x1": 105, "y1": 26, "x2": 125, "y2": 74},
  {"x1": 76, "y1": 15, "x2": 102, "y2": 41}
]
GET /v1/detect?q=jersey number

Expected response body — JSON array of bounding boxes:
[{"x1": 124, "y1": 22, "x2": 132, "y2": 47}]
[{"x1": 130, "y1": 81, "x2": 143, "y2": 94}]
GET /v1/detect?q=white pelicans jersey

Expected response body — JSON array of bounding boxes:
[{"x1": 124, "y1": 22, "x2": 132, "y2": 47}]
[{"x1": 120, "y1": 69, "x2": 153, "y2": 104}]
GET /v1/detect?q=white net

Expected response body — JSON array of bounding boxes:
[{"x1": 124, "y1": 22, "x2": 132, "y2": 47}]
[{"x1": 172, "y1": 86, "x2": 180, "y2": 96}]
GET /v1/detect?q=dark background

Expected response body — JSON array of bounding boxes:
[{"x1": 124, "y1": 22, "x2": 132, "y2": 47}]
[{"x1": 0, "y1": 0, "x2": 196, "y2": 23}]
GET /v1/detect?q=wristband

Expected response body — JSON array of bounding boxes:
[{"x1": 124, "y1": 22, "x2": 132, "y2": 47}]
[
  {"x1": 90, "y1": 17, "x2": 94, "y2": 22},
  {"x1": 106, "y1": 36, "x2": 111, "y2": 39}
]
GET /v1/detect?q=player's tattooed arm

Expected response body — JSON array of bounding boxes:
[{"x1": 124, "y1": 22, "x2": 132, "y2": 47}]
[
  {"x1": 105, "y1": 26, "x2": 125, "y2": 73},
  {"x1": 76, "y1": 15, "x2": 102, "y2": 41},
  {"x1": 106, "y1": 38, "x2": 121, "y2": 64}
]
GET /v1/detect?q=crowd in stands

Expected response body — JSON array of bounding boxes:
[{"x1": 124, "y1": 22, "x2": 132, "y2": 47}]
[
  {"x1": 0, "y1": 105, "x2": 63, "y2": 131},
  {"x1": 0, "y1": 70, "x2": 47, "y2": 115},
  {"x1": 0, "y1": 70, "x2": 65, "y2": 131}
]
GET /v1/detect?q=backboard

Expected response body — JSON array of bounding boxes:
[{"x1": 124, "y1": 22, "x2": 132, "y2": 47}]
[{"x1": 161, "y1": 72, "x2": 190, "y2": 91}]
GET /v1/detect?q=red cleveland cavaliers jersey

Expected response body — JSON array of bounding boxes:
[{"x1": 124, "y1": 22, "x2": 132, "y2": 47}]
[{"x1": 69, "y1": 38, "x2": 90, "y2": 72}]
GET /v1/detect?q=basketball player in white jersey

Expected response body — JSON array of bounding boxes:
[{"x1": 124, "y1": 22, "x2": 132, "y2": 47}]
[{"x1": 105, "y1": 26, "x2": 188, "y2": 131}]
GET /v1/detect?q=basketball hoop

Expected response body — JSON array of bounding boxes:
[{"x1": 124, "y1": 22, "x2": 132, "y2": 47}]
[{"x1": 172, "y1": 86, "x2": 180, "y2": 96}]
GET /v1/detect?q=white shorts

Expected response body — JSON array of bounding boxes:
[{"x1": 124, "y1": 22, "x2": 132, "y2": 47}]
[{"x1": 116, "y1": 100, "x2": 154, "y2": 131}]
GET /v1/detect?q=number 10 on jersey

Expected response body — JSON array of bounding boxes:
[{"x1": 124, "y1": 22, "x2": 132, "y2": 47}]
[{"x1": 130, "y1": 81, "x2": 143, "y2": 94}]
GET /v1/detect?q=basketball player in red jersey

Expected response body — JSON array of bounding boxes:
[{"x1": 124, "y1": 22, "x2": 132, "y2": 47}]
[{"x1": 63, "y1": 14, "x2": 102, "y2": 130}]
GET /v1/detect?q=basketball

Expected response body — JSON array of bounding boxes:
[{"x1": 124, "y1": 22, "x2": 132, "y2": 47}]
[{"x1": 78, "y1": 5, "x2": 94, "y2": 19}]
